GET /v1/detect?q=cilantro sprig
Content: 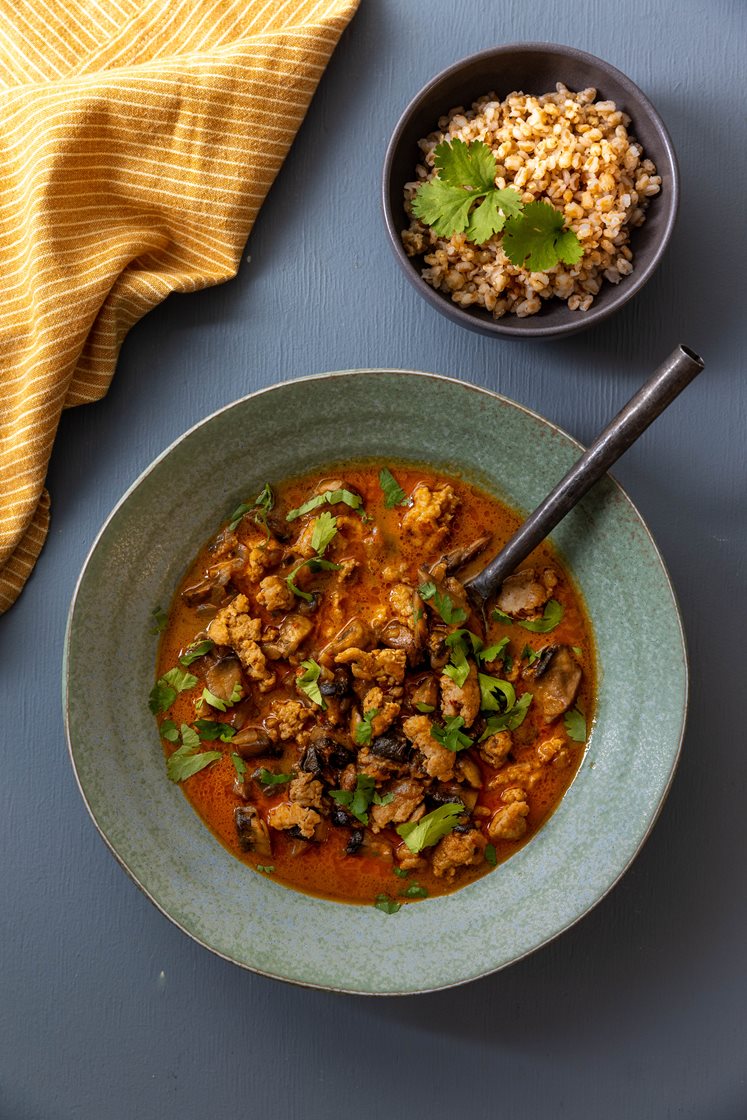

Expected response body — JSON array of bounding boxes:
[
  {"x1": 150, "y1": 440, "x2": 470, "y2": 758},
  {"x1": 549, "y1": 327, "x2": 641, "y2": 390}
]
[
  {"x1": 379, "y1": 468, "x2": 409, "y2": 508},
  {"x1": 166, "y1": 723, "x2": 221, "y2": 782},
  {"x1": 419, "y1": 581, "x2": 467, "y2": 626},
  {"x1": 329, "y1": 773, "x2": 393, "y2": 825},
  {"x1": 228, "y1": 482, "x2": 274, "y2": 537},
  {"x1": 411, "y1": 139, "x2": 583, "y2": 270},
  {"x1": 297, "y1": 659, "x2": 326, "y2": 708},
  {"x1": 149, "y1": 667, "x2": 198, "y2": 714},
  {"x1": 430, "y1": 716, "x2": 473, "y2": 753},
  {"x1": 355, "y1": 708, "x2": 379, "y2": 746}
]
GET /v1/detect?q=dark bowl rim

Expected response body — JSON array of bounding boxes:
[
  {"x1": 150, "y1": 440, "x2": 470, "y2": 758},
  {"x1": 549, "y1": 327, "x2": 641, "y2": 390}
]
[{"x1": 382, "y1": 41, "x2": 680, "y2": 339}]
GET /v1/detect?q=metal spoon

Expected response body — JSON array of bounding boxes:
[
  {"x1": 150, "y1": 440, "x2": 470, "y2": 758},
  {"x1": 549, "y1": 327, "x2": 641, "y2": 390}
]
[{"x1": 466, "y1": 344, "x2": 705, "y2": 603}]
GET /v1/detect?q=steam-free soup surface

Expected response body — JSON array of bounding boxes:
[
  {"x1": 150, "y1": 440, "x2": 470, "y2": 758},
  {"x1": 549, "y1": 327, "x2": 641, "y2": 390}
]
[{"x1": 154, "y1": 464, "x2": 593, "y2": 907}]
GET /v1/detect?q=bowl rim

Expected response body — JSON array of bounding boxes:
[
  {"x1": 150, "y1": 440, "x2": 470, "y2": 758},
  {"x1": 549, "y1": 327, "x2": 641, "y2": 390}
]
[
  {"x1": 382, "y1": 41, "x2": 680, "y2": 339},
  {"x1": 63, "y1": 368, "x2": 689, "y2": 995}
]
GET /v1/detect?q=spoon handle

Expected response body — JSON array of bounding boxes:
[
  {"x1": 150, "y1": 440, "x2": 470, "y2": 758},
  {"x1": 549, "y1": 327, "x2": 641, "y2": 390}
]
[{"x1": 466, "y1": 344, "x2": 705, "y2": 602}]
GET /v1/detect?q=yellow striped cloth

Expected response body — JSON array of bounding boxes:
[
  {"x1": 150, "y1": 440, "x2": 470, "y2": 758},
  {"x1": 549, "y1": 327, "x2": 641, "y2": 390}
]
[{"x1": 0, "y1": 0, "x2": 359, "y2": 613}]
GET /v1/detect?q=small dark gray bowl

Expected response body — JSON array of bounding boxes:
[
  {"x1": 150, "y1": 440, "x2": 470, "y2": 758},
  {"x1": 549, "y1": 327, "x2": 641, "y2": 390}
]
[{"x1": 382, "y1": 43, "x2": 679, "y2": 339}]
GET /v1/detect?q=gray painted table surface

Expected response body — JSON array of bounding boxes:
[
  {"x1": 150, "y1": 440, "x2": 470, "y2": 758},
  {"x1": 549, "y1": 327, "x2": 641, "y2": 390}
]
[{"x1": 2, "y1": 1, "x2": 745, "y2": 1117}]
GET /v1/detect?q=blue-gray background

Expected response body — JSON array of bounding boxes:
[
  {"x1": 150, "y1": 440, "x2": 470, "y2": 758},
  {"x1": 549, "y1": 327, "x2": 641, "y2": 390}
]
[{"x1": 2, "y1": 1, "x2": 745, "y2": 1116}]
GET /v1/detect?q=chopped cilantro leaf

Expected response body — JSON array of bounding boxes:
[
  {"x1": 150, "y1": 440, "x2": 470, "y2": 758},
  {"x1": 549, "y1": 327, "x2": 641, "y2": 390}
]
[
  {"x1": 397, "y1": 803, "x2": 464, "y2": 853},
  {"x1": 414, "y1": 702, "x2": 435, "y2": 714},
  {"x1": 400, "y1": 882, "x2": 428, "y2": 899},
  {"x1": 572, "y1": 645, "x2": 583, "y2": 656},
  {"x1": 231, "y1": 752, "x2": 246, "y2": 777},
  {"x1": 518, "y1": 599, "x2": 564, "y2": 633},
  {"x1": 166, "y1": 741, "x2": 221, "y2": 783},
  {"x1": 297, "y1": 659, "x2": 326, "y2": 709},
  {"x1": 159, "y1": 719, "x2": 179, "y2": 743},
  {"x1": 491, "y1": 607, "x2": 513, "y2": 624},
  {"x1": 355, "y1": 708, "x2": 379, "y2": 746},
  {"x1": 194, "y1": 719, "x2": 236, "y2": 742},
  {"x1": 179, "y1": 638, "x2": 214, "y2": 666},
  {"x1": 330, "y1": 773, "x2": 378, "y2": 825},
  {"x1": 256, "y1": 865, "x2": 275, "y2": 874},
  {"x1": 478, "y1": 673, "x2": 516, "y2": 713},
  {"x1": 257, "y1": 768, "x2": 292, "y2": 786},
  {"x1": 151, "y1": 606, "x2": 168, "y2": 634},
  {"x1": 379, "y1": 467, "x2": 408, "y2": 508},
  {"x1": 180, "y1": 723, "x2": 201, "y2": 751},
  {"x1": 286, "y1": 556, "x2": 341, "y2": 602},
  {"x1": 484, "y1": 843, "x2": 497, "y2": 867},
  {"x1": 503, "y1": 200, "x2": 583, "y2": 271},
  {"x1": 478, "y1": 637, "x2": 509, "y2": 664},
  {"x1": 198, "y1": 684, "x2": 241, "y2": 712},
  {"x1": 430, "y1": 716, "x2": 473, "y2": 753},
  {"x1": 521, "y1": 644, "x2": 542, "y2": 665},
  {"x1": 393, "y1": 866, "x2": 410, "y2": 879},
  {"x1": 310, "y1": 511, "x2": 337, "y2": 555},
  {"x1": 286, "y1": 488, "x2": 362, "y2": 522},
  {"x1": 228, "y1": 482, "x2": 274, "y2": 533},
  {"x1": 481, "y1": 692, "x2": 533, "y2": 736},
  {"x1": 564, "y1": 706, "x2": 587, "y2": 742},
  {"x1": 418, "y1": 582, "x2": 467, "y2": 625},
  {"x1": 149, "y1": 667, "x2": 197, "y2": 714},
  {"x1": 442, "y1": 638, "x2": 470, "y2": 688},
  {"x1": 374, "y1": 894, "x2": 401, "y2": 915}
]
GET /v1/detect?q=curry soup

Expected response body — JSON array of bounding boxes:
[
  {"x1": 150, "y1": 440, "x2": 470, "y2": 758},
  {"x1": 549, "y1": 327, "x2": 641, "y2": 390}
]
[{"x1": 153, "y1": 464, "x2": 594, "y2": 907}]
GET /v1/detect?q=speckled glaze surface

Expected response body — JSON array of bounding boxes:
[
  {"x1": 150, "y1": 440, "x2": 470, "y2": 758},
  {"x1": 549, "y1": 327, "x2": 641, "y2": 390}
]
[{"x1": 63, "y1": 371, "x2": 687, "y2": 995}]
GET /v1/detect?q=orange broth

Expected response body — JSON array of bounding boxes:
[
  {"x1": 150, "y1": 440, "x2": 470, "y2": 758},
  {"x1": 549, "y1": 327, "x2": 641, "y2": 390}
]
[{"x1": 155, "y1": 464, "x2": 594, "y2": 905}]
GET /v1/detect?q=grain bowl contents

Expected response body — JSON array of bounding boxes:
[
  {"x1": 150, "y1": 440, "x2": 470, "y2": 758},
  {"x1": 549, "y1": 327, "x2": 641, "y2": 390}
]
[
  {"x1": 151, "y1": 465, "x2": 594, "y2": 908},
  {"x1": 402, "y1": 85, "x2": 661, "y2": 318}
]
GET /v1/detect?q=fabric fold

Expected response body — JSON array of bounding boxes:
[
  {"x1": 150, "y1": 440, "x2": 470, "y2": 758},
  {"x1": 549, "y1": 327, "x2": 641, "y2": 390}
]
[{"x1": 0, "y1": 0, "x2": 359, "y2": 613}]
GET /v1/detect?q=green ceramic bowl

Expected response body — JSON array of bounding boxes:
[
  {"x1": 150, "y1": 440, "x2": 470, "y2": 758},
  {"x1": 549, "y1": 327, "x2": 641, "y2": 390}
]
[{"x1": 64, "y1": 371, "x2": 687, "y2": 995}]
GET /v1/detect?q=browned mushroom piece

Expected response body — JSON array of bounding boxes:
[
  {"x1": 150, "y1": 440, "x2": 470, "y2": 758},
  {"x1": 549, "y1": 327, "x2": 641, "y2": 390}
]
[
  {"x1": 528, "y1": 645, "x2": 582, "y2": 723},
  {"x1": 439, "y1": 534, "x2": 492, "y2": 575},
  {"x1": 261, "y1": 614, "x2": 314, "y2": 660},
  {"x1": 319, "y1": 617, "x2": 376, "y2": 663},
  {"x1": 234, "y1": 805, "x2": 272, "y2": 857},
  {"x1": 231, "y1": 726, "x2": 280, "y2": 759},
  {"x1": 205, "y1": 654, "x2": 245, "y2": 704},
  {"x1": 495, "y1": 567, "x2": 558, "y2": 619}
]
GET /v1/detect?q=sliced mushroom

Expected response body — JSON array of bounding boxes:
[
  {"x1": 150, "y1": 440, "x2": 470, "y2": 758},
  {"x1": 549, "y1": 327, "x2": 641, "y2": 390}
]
[
  {"x1": 261, "y1": 614, "x2": 313, "y2": 660},
  {"x1": 495, "y1": 567, "x2": 557, "y2": 619},
  {"x1": 205, "y1": 655, "x2": 245, "y2": 704},
  {"x1": 299, "y1": 733, "x2": 355, "y2": 783},
  {"x1": 319, "y1": 667, "x2": 351, "y2": 698},
  {"x1": 234, "y1": 805, "x2": 272, "y2": 857},
  {"x1": 231, "y1": 726, "x2": 280, "y2": 759},
  {"x1": 320, "y1": 617, "x2": 376, "y2": 662},
  {"x1": 528, "y1": 645, "x2": 582, "y2": 723},
  {"x1": 409, "y1": 673, "x2": 438, "y2": 711},
  {"x1": 439, "y1": 534, "x2": 492, "y2": 575},
  {"x1": 370, "y1": 729, "x2": 412, "y2": 764}
]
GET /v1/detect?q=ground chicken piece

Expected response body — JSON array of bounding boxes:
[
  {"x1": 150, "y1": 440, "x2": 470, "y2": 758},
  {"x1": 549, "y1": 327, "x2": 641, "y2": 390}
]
[
  {"x1": 363, "y1": 686, "x2": 401, "y2": 737},
  {"x1": 243, "y1": 542, "x2": 283, "y2": 583},
  {"x1": 501, "y1": 786, "x2": 527, "y2": 804},
  {"x1": 402, "y1": 714, "x2": 456, "y2": 781},
  {"x1": 266, "y1": 699, "x2": 312, "y2": 742},
  {"x1": 396, "y1": 848, "x2": 426, "y2": 872},
  {"x1": 431, "y1": 829, "x2": 487, "y2": 880},
  {"x1": 337, "y1": 558, "x2": 358, "y2": 581},
  {"x1": 440, "y1": 662, "x2": 481, "y2": 728},
  {"x1": 207, "y1": 594, "x2": 276, "y2": 690},
  {"x1": 488, "y1": 800, "x2": 529, "y2": 842},
  {"x1": 288, "y1": 771, "x2": 324, "y2": 811},
  {"x1": 488, "y1": 760, "x2": 542, "y2": 790},
  {"x1": 357, "y1": 747, "x2": 408, "y2": 782},
  {"x1": 389, "y1": 582, "x2": 416, "y2": 619},
  {"x1": 402, "y1": 483, "x2": 459, "y2": 546},
  {"x1": 369, "y1": 779, "x2": 425, "y2": 832},
  {"x1": 479, "y1": 730, "x2": 513, "y2": 767},
  {"x1": 537, "y1": 735, "x2": 572, "y2": 769},
  {"x1": 267, "y1": 802, "x2": 320, "y2": 839},
  {"x1": 256, "y1": 575, "x2": 295, "y2": 613},
  {"x1": 335, "y1": 646, "x2": 407, "y2": 686},
  {"x1": 495, "y1": 567, "x2": 558, "y2": 619}
]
